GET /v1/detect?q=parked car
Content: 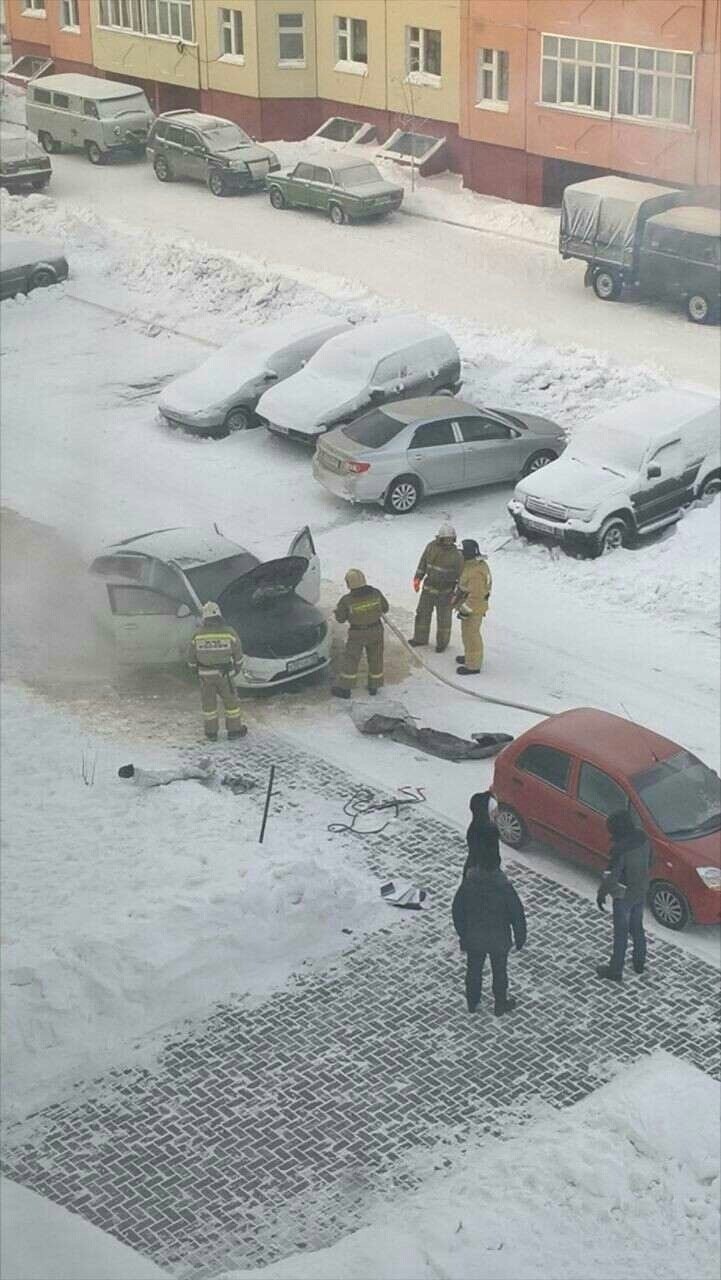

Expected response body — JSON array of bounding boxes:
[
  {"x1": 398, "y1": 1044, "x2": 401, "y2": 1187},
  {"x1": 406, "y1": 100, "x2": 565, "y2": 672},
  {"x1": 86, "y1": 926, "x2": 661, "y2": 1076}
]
[
  {"x1": 258, "y1": 316, "x2": 460, "y2": 443},
  {"x1": 559, "y1": 175, "x2": 721, "y2": 324},
  {"x1": 0, "y1": 124, "x2": 52, "y2": 192},
  {"x1": 158, "y1": 313, "x2": 353, "y2": 436},
  {"x1": 26, "y1": 74, "x2": 153, "y2": 164},
  {"x1": 492, "y1": 708, "x2": 721, "y2": 930},
  {"x1": 267, "y1": 154, "x2": 403, "y2": 225},
  {"x1": 509, "y1": 389, "x2": 721, "y2": 556},
  {"x1": 0, "y1": 235, "x2": 68, "y2": 300},
  {"x1": 313, "y1": 396, "x2": 564, "y2": 514},
  {"x1": 147, "y1": 111, "x2": 279, "y2": 197},
  {"x1": 89, "y1": 526, "x2": 329, "y2": 689}
]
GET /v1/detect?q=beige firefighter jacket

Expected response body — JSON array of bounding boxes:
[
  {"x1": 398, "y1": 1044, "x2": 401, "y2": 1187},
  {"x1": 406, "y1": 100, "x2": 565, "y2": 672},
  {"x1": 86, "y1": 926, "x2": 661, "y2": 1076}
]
[
  {"x1": 415, "y1": 539, "x2": 463, "y2": 597},
  {"x1": 456, "y1": 558, "x2": 492, "y2": 616},
  {"x1": 188, "y1": 619, "x2": 243, "y2": 673},
  {"x1": 335, "y1": 585, "x2": 389, "y2": 630}
]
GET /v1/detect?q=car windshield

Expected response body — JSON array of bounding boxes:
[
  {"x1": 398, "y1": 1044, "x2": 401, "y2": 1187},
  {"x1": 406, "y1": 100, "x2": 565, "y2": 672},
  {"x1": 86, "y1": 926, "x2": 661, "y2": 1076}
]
[
  {"x1": 185, "y1": 553, "x2": 258, "y2": 603},
  {"x1": 338, "y1": 164, "x2": 382, "y2": 188},
  {"x1": 308, "y1": 345, "x2": 373, "y2": 383},
  {"x1": 571, "y1": 426, "x2": 644, "y2": 473},
  {"x1": 200, "y1": 124, "x2": 252, "y2": 151},
  {"x1": 632, "y1": 751, "x2": 721, "y2": 838},
  {"x1": 342, "y1": 409, "x2": 405, "y2": 448},
  {"x1": 97, "y1": 95, "x2": 149, "y2": 119}
]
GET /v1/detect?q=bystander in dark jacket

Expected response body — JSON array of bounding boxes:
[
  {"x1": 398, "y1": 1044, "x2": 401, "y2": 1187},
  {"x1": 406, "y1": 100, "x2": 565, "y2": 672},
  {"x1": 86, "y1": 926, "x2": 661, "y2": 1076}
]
[
  {"x1": 596, "y1": 810, "x2": 652, "y2": 981},
  {"x1": 452, "y1": 848, "x2": 526, "y2": 1016}
]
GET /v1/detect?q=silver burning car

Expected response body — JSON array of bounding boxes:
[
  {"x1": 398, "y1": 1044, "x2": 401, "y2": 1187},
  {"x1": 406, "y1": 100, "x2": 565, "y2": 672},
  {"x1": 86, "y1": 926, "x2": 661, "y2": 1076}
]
[
  {"x1": 158, "y1": 313, "x2": 352, "y2": 436},
  {"x1": 312, "y1": 397, "x2": 565, "y2": 513}
]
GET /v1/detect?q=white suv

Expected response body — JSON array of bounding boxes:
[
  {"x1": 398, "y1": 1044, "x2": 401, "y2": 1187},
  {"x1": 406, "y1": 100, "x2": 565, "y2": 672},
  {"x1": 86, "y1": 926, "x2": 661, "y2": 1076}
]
[{"x1": 509, "y1": 389, "x2": 720, "y2": 556}]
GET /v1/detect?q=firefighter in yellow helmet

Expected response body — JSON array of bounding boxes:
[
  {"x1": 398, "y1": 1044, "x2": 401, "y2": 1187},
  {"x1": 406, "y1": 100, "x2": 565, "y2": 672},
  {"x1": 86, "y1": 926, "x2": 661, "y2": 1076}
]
[
  {"x1": 332, "y1": 569, "x2": 389, "y2": 699},
  {"x1": 409, "y1": 522, "x2": 463, "y2": 653},
  {"x1": 187, "y1": 601, "x2": 247, "y2": 741},
  {"x1": 453, "y1": 540, "x2": 492, "y2": 675}
]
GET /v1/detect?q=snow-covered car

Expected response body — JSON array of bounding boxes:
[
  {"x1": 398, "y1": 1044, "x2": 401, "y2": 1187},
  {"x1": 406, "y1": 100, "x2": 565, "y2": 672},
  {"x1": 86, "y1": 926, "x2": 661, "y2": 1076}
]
[
  {"x1": 0, "y1": 235, "x2": 69, "y2": 300},
  {"x1": 158, "y1": 314, "x2": 353, "y2": 436},
  {"x1": 313, "y1": 397, "x2": 564, "y2": 514},
  {"x1": 509, "y1": 389, "x2": 721, "y2": 556},
  {"x1": 0, "y1": 124, "x2": 52, "y2": 192},
  {"x1": 89, "y1": 526, "x2": 330, "y2": 689},
  {"x1": 257, "y1": 316, "x2": 461, "y2": 443},
  {"x1": 267, "y1": 155, "x2": 403, "y2": 225}
]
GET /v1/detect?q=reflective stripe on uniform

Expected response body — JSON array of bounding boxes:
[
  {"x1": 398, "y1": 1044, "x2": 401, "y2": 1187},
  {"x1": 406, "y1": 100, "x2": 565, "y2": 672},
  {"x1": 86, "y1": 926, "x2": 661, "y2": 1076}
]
[
  {"x1": 225, "y1": 706, "x2": 243, "y2": 719},
  {"x1": 203, "y1": 710, "x2": 219, "y2": 720}
]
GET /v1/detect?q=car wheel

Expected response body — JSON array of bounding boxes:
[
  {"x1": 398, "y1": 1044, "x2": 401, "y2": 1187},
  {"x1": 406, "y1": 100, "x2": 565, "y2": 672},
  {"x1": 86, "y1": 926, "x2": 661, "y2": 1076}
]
[
  {"x1": 593, "y1": 269, "x2": 622, "y2": 301},
  {"x1": 39, "y1": 132, "x2": 59, "y2": 155},
  {"x1": 649, "y1": 881, "x2": 690, "y2": 931},
  {"x1": 154, "y1": 157, "x2": 172, "y2": 183},
  {"x1": 592, "y1": 517, "x2": 629, "y2": 557},
  {"x1": 269, "y1": 186, "x2": 285, "y2": 209},
  {"x1": 208, "y1": 171, "x2": 226, "y2": 198},
  {"x1": 31, "y1": 177, "x2": 50, "y2": 190},
  {"x1": 329, "y1": 202, "x2": 347, "y2": 226},
  {"x1": 384, "y1": 476, "x2": 420, "y2": 514},
  {"x1": 29, "y1": 267, "x2": 56, "y2": 291},
  {"x1": 225, "y1": 406, "x2": 254, "y2": 432},
  {"x1": 699, "y1": 472, "x2": 721, "y2": 499},
  {"x1": 522, "y1": 449, "x2": 557, "y2": 477},
  {"x1": 686, "y1": 293, "x2": 713, "y2": 324},
  {"x1": 495, "y1": 806, "x2": 527, "y2": 849},
  {"x1": 86, "y1": 141, "x2": 104, "y2": 165}
]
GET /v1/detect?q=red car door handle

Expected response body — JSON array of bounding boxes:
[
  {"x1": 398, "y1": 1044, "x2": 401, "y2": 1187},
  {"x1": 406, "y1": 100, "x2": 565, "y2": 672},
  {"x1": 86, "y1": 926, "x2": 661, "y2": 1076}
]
[
  {"x1": 512, "y1": 776, "x2": 524, "y2": 786},
  {"x1": 574, "y1": 810, "x2": 588, "y2": 819}
]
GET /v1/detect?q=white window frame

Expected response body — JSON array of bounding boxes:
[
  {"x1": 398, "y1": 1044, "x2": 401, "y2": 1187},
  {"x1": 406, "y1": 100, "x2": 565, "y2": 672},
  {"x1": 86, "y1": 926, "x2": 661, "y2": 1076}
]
[
  {"x1": 406, "y1": 25, "x2": 442, "y2": 86},
  {"x1": 475, "y1": 47, "x2": 509, "y2": 112},
  {"x1": 277, "y1": 12, "x2": 305, "y2": 68},
  {"x1": 22, "y1": 0, "x2": 46, "y2": 14},
  {"x1": 541, "y1": 34, "x2": 613, "y2": 116},
  {"x1": 540, "y1": 33, "x2": 694, "y2": 128},
  {"x1": 219, "y1": 6, "x2": 244, "y2": 62},
  {"x1": 60, "y1": 0, "x2": 80, "y2": 29},
  {"x1": 144, "y1": 0, "x2": 194, "y2": 43},
  {"x1": 334, "y1": 15, "x2": 368, "y2": 75},
  {"x1": 98, "y1": 0, "x2": 144, "y2": 35}
]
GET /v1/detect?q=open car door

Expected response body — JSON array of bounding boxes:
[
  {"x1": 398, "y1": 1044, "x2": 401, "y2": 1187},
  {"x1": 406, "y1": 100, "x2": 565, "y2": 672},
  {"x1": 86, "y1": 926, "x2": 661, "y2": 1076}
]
[
  {"x1": 105, "y1": 584, "x2": 197, "y2": 666},
  {"x1": 286, "y1": 526, "x2": 320, "y2": 604}
]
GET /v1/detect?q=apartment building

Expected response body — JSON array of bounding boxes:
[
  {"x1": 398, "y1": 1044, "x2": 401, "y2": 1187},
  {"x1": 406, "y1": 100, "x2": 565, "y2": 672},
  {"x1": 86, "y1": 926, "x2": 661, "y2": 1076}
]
[{"x1": 5, "y1": 1, "x2": 719, "y2": 204}]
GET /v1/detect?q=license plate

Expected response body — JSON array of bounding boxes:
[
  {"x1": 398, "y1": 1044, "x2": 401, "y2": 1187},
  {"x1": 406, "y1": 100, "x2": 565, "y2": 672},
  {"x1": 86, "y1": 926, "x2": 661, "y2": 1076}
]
[{"x1": 287, "y1": 654, "x2": 318, "y2": 673}]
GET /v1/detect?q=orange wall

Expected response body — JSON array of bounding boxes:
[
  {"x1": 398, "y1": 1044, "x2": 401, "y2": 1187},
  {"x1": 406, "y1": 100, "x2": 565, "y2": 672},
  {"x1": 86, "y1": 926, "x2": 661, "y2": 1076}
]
[
  {"x1": 461, "y1": 0, "x2": 720, "y2": 187},
  {"x1": 7, "y1": 0, "x2": 93, "y2": 66}
]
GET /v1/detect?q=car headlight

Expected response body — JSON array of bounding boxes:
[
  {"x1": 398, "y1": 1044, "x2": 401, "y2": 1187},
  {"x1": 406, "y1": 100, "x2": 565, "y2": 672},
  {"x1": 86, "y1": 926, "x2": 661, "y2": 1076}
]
[
  {"x1": 269, "y1": 158, "x2": 281, "y2": 172},
  {"x1": 228, "y1": 160, "x2": 248, "y2": 171},
  {"x1": 697, "y1": 866, "x2": 721, "y2": 890},
  {"x1": 114, "y1": 126, "x2": 122, "y2": 136},
  {"x1": 564, "y1": 505, "x2": 597, "y2": 523}
]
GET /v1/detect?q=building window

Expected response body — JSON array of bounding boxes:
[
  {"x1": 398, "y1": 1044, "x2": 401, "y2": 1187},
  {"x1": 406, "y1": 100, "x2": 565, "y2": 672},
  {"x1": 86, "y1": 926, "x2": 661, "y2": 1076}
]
[
  {"x1": 145, "y1": 0, "x2": 194, "y2": 42},
  {"x1": 541, "y1": 34, "x2": 693, "y2": 125},
  {"x1": 406, "y1": 26, "x2": 441, "y2": 80},
  {"x1": 22, "y1": 0, "x2": 45, "y2": 12},
  {"x1": 61, "y1": 0, "x2": 80, "y2": 27},
  {"x1": 98, "y1": 0, "x2": 143, "y2": 33},
  {"x1": 219, "y1": 7, "x2": 243, "y2": 58},
  {"x1": 278, "y1": 12, "x2": 305, "y2": 66},
  {"x1": 616, "y1": 45, "x2": 693, "y2": 125},
  {"x1": 335, "y1": 15, "x2": 367, "y2": 67},
  {"x1": 476, "y1": 47, "x2": 509, "y2": 108}
]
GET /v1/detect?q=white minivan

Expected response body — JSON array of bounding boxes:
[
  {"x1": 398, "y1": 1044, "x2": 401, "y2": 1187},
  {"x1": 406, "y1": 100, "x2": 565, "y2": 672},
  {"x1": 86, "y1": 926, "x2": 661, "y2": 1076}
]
[
  {"x1": 509, "y1": 389, "x2": 720, "y2": 556},
  {"x1": 26, "y1": 74, "x2": 153, "y2": 164}
]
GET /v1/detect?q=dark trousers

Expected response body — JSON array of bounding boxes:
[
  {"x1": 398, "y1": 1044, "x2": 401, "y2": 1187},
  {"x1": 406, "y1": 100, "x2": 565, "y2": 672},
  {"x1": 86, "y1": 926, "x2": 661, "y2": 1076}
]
[
  {"x1": 465, "y1": 948, "x2": 508, "y2": 1009},
  {"x1": 610, "y1": 898, "x2": 646, "y2": 975}
]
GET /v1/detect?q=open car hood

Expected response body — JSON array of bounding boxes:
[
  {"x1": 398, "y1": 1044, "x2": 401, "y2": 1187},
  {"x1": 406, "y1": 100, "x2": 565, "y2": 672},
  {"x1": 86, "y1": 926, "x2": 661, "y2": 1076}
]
[{"x1": 217, "y1": 555, "x2": 308, "y2": 611}]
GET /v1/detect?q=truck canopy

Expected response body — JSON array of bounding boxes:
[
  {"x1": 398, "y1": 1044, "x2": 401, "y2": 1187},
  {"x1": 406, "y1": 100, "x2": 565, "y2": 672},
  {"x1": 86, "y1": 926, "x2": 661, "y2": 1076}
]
[{"x1": 560, "y1": 176, "x2": 681, "y2": 269}]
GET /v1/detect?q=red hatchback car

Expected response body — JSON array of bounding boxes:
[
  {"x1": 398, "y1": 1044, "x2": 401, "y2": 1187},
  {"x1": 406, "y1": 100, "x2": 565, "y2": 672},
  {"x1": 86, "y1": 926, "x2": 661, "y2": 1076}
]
[{"x1": 492, "y1": 708, "x2": 721, "y2": 930}]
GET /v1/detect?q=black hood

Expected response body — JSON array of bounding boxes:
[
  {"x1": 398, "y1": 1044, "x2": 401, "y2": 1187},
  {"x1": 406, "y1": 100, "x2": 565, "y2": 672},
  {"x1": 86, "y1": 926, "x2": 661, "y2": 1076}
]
[
  {"x1": 469, "y1": 791, "x2": 493, "y2": 819},
  {"x1": 217, "y1": 555, "x2": 308, "y2": 611}
]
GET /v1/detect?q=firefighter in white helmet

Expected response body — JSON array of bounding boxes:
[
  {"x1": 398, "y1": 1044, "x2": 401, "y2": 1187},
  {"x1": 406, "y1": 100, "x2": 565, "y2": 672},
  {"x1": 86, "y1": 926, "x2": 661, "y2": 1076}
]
[
  {"x1": 187, "y1": 601, "x2": 247, "y2": 741},
  {"x1": 409, "y1": 522, "x2": 463, "y2": 653}
]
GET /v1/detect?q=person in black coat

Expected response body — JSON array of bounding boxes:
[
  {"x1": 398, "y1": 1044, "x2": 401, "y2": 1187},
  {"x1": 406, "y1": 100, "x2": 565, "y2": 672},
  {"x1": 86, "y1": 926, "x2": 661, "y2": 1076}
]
[
  {"x1": 452, "y1": 846, "x2": 526, "y2": 1015},
  {"x1": 596, "y1": 809, "x2": 652, "y2": 981},
  {"x1": 463, "y1": 790, "x2": 500, "y2": 874}
]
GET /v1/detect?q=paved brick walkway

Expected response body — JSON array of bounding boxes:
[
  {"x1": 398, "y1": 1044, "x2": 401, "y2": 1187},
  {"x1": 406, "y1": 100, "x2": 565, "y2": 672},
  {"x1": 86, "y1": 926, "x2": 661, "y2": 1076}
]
[{"x1": 2, "y1": 729, "x2": 719, "y2": 1278}]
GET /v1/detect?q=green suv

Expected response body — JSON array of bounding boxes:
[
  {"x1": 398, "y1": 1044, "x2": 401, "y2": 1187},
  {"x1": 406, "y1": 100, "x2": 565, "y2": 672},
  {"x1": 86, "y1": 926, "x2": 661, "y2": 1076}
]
[
  {"x1": 147, "y1": 110, "x2": 280, "y2": 197},
  {"x1": 267, "y1": 155, "x2": 403, "y2": 224}
]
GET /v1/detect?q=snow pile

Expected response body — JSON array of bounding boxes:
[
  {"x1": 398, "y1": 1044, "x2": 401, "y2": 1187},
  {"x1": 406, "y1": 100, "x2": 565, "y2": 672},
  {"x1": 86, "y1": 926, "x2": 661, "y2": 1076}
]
[
  {"x1": 1, "y1": 1178, "x2": 168, "y2": 1280},
  {"x1": 0, "y1": 686, "x2": 386, "y2": 1118},
  {"x1": 220, "y1": 1052, "x2": 720, "y2": 1280}
]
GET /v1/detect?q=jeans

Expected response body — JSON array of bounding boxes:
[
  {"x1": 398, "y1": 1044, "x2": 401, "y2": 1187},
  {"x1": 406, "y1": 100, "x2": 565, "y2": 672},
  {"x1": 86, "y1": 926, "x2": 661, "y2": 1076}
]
[
  {"x1": 465, "y1": 949, "x2": 508, "y2": 1009},
  {"x1": 610, "y1": 898, "x2": 646, "y2": 976}
]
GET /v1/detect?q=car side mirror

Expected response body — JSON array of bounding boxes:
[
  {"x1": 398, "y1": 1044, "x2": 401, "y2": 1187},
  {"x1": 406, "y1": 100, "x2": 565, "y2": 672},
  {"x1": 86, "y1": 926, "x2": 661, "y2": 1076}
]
[
  {"x1": 176, "y1": 603, "x2": 191, "y2": 618},
  {"x1": 194, "y1": 147, "x2": 205, "y2": 155},
  {"x1": 647, "y1": 465, "x2": 661, "y2": 479},
  {"x1": 369, "y1": 387, "x2": 384, "y2": 401},
  {"x1": 264, "y1": 369, "x2": 278, "y2": 380}
]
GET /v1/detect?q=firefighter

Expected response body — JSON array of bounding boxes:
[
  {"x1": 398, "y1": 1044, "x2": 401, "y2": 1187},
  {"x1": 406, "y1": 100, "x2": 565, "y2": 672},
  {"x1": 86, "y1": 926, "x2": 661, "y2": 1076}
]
[
  {"x1": 331, "y1": 569, "x2": 389, "y2": 699},
  {"x1": 409, "y1": 523, "x2": 463, "y2": 653},
  {"x1": 187, "y1": 601, "x2": 247, "y2": 741},
  {"x1": 454, "y1": 540, "x2": 492, "y2": 675}
]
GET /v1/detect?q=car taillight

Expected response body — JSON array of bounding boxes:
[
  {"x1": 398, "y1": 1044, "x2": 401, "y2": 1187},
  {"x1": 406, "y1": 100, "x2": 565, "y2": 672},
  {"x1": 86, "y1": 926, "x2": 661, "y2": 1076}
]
[{"x1": 344, "y1": 461, "x2": 370, "y2": 474}]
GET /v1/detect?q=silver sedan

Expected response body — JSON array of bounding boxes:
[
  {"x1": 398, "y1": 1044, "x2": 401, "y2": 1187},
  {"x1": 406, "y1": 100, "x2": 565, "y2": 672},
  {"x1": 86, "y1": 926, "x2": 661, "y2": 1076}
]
[{"x1": 312, "y1": 396, "x2": 566, "y2": 514}]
